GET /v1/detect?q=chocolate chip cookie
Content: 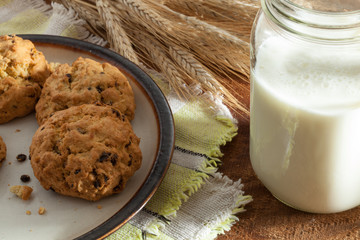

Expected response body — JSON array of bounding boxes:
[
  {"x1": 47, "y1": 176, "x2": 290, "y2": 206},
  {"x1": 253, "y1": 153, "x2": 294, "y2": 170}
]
[
  {"x1": 30, "y1": 104, "x2": 142, "y2": 201},
  {"x1": 0, "y1": 35, "x2": 50, "y2": 123},
  {"x1": 35, "y1": 57, "x2": 135, "y2": 125}
]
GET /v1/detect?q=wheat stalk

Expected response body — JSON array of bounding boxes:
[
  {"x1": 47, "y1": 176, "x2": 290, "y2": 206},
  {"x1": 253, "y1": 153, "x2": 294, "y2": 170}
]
[
  {"x1": 114, "y1": 0, "x2": 172, "y2": 33},
  {"x1": 168, "y1": 45, "x2": 248, "y2": 113},
  {"x1": 145, "y1": 1, "x2": 251, "y2": 75},
  {"x1": 96, "y1": 0, "x2": 139, "y2": 64},
  {"x1": 54, "y1": 0, "x2": 258, "y2": 117},
  {"x1": 162, "y1": 0, "x2": 258, "y2": 22},
  {"x1": 205, "y1": 0, "x2": 259, "y2": 10},
  {"x1": 132, "y1": 30, "x2": 192, "y2": 99},
  {"x1": 57, "y1": 0, "x2": 106, "y2": 39},
  {"x1": 169, "y1": 45, "x2": 221, "y2": 92}
]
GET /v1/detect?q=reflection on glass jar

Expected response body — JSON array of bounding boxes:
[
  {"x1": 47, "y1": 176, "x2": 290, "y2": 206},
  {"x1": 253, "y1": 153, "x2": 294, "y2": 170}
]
[{"x1": 250, "y1": 0, "x2": 360, "y2": 213}]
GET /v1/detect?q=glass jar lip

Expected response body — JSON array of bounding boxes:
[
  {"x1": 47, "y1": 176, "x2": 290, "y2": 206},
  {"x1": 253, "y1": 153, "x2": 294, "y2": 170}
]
[
  {"x1": 282, "y1": 0, "x2": 360, "y2": 16},
  {"x1": 261, "y1": 0, "x2": 360, "y2": 42}
]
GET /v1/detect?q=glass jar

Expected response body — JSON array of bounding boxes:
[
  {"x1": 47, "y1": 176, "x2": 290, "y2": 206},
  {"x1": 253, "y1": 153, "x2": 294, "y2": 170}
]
[{"x1": 250, "y1": 0, "x2": 360, "y2": 213}]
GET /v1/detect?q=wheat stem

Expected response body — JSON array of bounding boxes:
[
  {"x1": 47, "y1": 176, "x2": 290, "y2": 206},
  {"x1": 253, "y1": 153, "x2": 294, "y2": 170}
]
[
  {"x1": 114, "y1": 0, "x2": 172, "y2": 32},
  {"x1": 169, "y1": 45, "x2": 221, "y2": 92},
  {"x1": 57, "y1": 0, "x2": 106, "y2": 39},
  {"x1": 96, "y1": 0, "x2": 139, "y2": 64},
  {"x1": 169, "y1": 45, "x2": 248, "y2": 114},
  {"x1": 132, "y1": 31, "x2": 191, "y2": 99}
]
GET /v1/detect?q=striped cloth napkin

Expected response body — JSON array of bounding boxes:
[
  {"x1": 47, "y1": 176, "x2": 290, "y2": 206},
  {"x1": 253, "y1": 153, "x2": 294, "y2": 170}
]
[{"x1": 0, "y1": 1, "x2": 252, "y2": 239}]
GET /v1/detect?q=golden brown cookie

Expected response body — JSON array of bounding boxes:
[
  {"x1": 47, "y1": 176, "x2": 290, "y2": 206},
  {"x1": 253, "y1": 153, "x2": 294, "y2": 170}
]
[
  {"x1": 35, "y1": 57, "x2": 135, "y2": 125},
  {"x1": 0, "y1": 136, "x2": 6, "y2": 166},
  {"x1": 30, "y1": 104, "x2": 142, "y2": 201},
  {"x1": 0, "y1": 35, "x2": 50, "y2": 123}
]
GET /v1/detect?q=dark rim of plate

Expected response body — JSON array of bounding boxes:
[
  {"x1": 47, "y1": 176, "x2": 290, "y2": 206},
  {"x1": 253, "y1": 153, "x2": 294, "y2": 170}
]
[{"x1": 19, "y1": 34, "x2": 175, "y2": 240}]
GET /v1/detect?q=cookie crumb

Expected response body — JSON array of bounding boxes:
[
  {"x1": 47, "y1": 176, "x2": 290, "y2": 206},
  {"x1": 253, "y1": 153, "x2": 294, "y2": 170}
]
[
  {"x1": 38, "y1": 207, "x2": 46, "y2": 215},
  {"x1": 26, "y1": 210, "x2": 31, "y2": 215},
  {"x1": 10, "y1": 185, "x2": 33, "y2": 200},
  {"x1": 97, "y1": 205, "x2": 102, "y2": 209},
  {"x1": 15, "y1": 129, "x2": 21, "y2": 132}
]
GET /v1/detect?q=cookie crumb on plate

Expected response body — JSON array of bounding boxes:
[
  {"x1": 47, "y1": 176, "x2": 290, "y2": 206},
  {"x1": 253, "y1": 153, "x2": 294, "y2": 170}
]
[
  {"x1": 10, "y1": 185, "x2": 33, "y2": 200},
  {"x1": 38, "y1": 207, "x2": 46, "y2": 215}
]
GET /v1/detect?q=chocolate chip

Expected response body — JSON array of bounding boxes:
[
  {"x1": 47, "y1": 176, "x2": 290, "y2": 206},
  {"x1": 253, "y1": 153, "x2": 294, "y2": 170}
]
[
  {"x1": 87, "y1": 86, "x2": 92, "y2": 90},
  {"x1": 104, "y1": 175, "x2": 108, "y2": 182},
  {"x1": 113, "y1": 179, "x2": 123, "y2": 192},
  {"x1": 12, "y1": 105, "x2": 17, "y2": 109},
  {"x1": 93, "y1": 179, "x2": 101, "y2": 189},
  {"x1": 66, "y1": 73, "x2": 72, "y2": 83},
  {"x1": 77, "y1": 128, "x2": 86, "y2": 134},
  {"x1": 96, "y1": 85, "x2": 103, "y2": 93},
  {"x1": 128, "y1": 154, "x2": 133, "y2": 166},
  {"x1": 53, "y1": 145, "x2": 61, "y2": 155},
  {"x1": 111, "y1": 108, "x2": 120, "y2": 117},
  {"x1": 20, "y1": 175, "x2": 30, "y2": 182},
  {"x1": 110, "y1": 154, "x2": 118, "y2": 166},
  {"x1": 16, "y1": 154, "x2": 27, "y2": 162},
  {"x1": 40, "y1": 126, "x2": 45, "y2": 131},
  {"x1": 74, "y1": 169, "x2": 81, "y2": 174},
  {"x1": 125, "y1": 141, "x2": 131, "y2": 148},
  {"x1": 98, "y1": 152, "x2": 111, "y2": 162},
  {"x1": 100, "y1": 72, "x2": 105, "y2": 74}
]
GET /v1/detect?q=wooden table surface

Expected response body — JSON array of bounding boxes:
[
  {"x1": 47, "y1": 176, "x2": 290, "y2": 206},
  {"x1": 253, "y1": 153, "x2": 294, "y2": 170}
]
[{"x1": 216, "y1": 82, "x2": 360, "y2": 240}]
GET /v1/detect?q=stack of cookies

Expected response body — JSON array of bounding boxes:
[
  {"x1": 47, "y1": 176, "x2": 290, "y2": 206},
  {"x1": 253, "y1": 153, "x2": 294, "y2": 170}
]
[{"x1": 0, "y1": 35, "x2": 142, "y2": 201}]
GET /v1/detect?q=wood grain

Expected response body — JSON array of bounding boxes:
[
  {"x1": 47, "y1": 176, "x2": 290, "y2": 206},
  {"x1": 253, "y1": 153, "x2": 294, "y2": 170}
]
[{"x1": 217, "y1": 81, "x2": 360, "y2": 240}]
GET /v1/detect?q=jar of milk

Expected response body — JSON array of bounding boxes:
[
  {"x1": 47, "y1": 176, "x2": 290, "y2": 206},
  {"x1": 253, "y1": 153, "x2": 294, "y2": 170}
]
[{"x1": 250, "y1": 0, "x2": 360, "y2": 213}]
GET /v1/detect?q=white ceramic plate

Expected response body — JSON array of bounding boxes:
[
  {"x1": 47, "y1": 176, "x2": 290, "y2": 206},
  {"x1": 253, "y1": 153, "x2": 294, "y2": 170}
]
[{"x1": 0, "y1": 35, "x2": 174, "y2": 240}]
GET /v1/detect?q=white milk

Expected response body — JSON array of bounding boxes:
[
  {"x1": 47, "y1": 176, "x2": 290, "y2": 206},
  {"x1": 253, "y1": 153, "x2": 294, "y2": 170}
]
[{"x1": 250, "y1": 36, "x2": 360, "y2": 213}]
